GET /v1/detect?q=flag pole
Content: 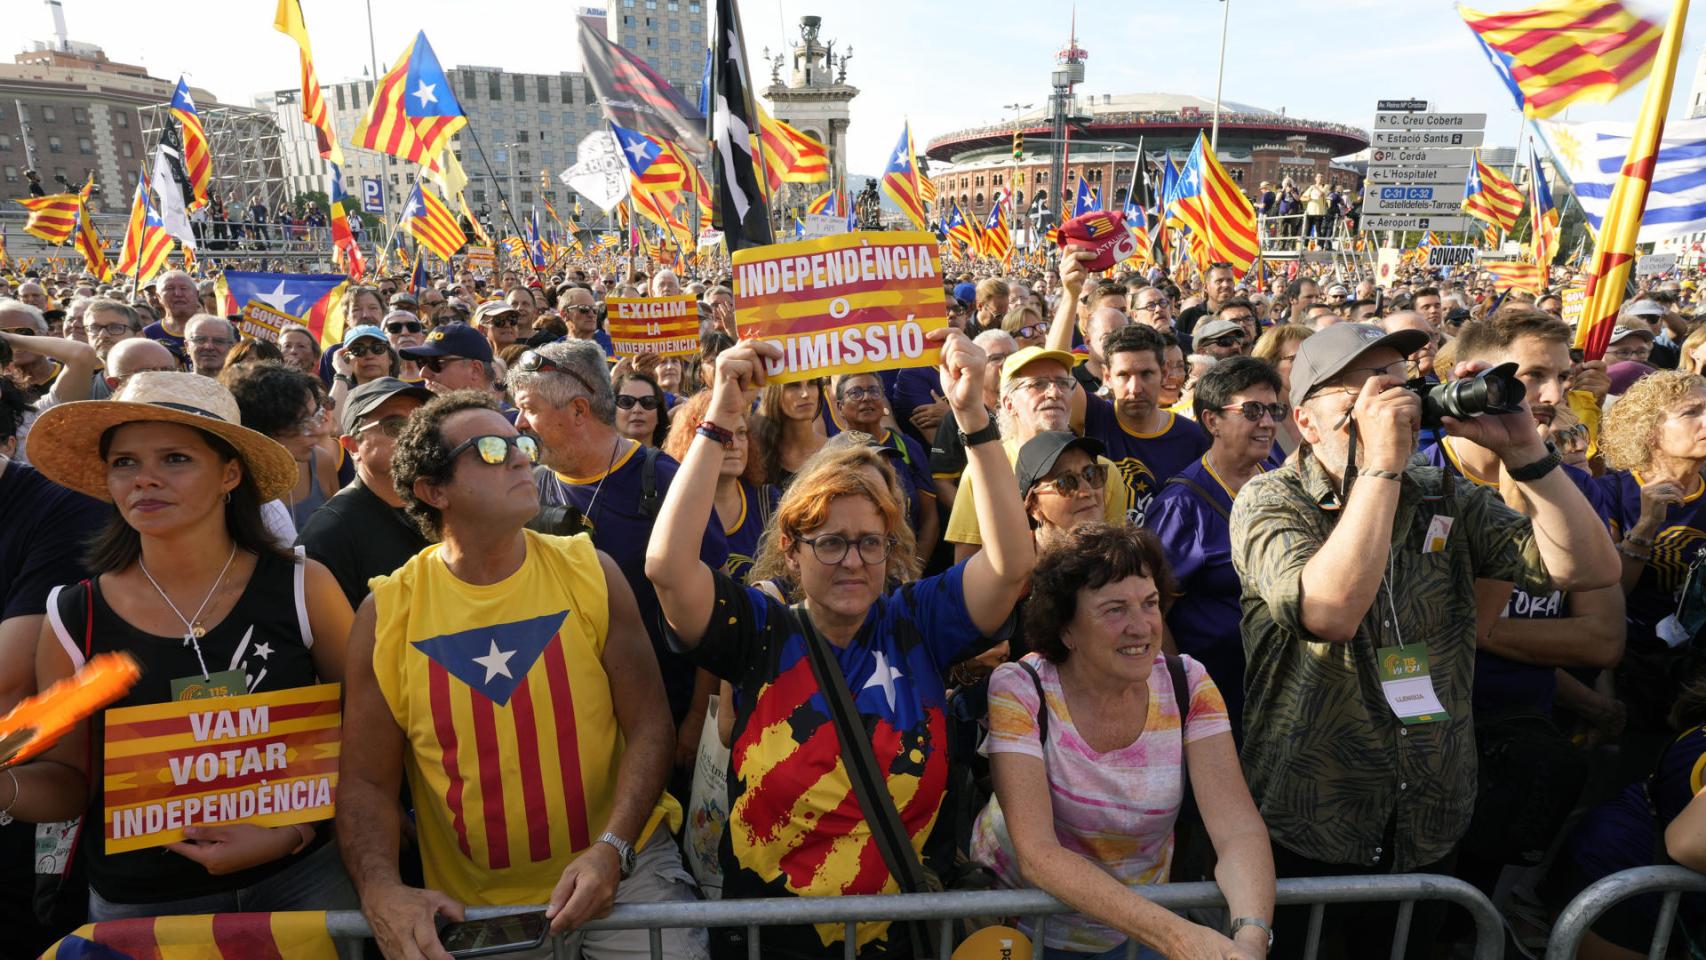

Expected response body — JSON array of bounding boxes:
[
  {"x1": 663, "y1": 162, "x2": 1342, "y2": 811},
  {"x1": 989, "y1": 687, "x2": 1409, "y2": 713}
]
[
  {"x1": 1211, "y1": 0, "x2": 1231, "y2": 154},
  {"x1": 461, "y1": 124, "x2": 537, "y2": 281}
]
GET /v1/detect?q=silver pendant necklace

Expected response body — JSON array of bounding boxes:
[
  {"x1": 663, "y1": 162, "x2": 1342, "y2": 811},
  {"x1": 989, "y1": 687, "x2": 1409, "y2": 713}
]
[{"x1": 139, "y1": 543, "x2": 238, "y2": 680}]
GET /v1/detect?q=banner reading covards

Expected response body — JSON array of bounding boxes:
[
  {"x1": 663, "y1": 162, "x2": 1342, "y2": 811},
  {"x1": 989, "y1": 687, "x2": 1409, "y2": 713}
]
[
  {"x1": 607, "y1": 294, "x2": 700, "y2": 358},
  {"x1": 102, "y1": 683, "x2": 341, "y2": 853},
  {"x1": 733, "y1": 231, "x2": 947, "y2": 384}
]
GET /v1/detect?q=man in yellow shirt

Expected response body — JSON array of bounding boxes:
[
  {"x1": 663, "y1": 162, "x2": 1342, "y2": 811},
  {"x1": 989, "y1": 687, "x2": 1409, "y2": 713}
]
[{"x1": 338, "y1": 390, "x2": 704, "y2": 959}]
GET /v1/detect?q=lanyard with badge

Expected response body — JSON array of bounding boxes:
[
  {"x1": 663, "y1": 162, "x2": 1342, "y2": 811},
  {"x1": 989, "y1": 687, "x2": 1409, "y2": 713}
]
[{"x1": 1372, "y1": 520, "x2": 1450, "y2": 725}]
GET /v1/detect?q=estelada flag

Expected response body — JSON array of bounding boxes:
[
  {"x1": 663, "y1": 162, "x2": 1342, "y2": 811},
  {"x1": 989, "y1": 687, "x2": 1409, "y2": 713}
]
[
  {"x1": 400, "y1": 183, "x2": 467, "y2": 262},
  {"x1": 218, "y1": 271, "x2": 349, "y2": 348},
  {"x1": 169, "y1": 78, "x2": 212, "y2": 210},
  {"x1": 351, "y1": 31, "x2": 466, "y2": 167},
  {"x1": 274, "y1": 0, "x2": 344, "y2": 166},
  {"x1": 14, "y1": 193, "x2": 80, "y2": 245},
  {"x1": 1459, "y1": 0, "x2": 1661, "y2": 119},
  {"x1": 40, "y1": 912, "x2": 337, "y2": 959}
]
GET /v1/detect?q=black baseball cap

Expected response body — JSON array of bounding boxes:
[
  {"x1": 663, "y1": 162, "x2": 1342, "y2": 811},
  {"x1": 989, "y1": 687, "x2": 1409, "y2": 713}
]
[
  {"x1": 340, "y1": 377, "x2": 431, "y2": 435},
  {"x1": 398, "y1": 321, "x2": 494, "y2": 364},
  {"x1": 1288, "y1": 322, "x2": 1429, "y2": 408},
  {"x1": 1015, "y1": 431, "x2": 1105, "y2": 499}
]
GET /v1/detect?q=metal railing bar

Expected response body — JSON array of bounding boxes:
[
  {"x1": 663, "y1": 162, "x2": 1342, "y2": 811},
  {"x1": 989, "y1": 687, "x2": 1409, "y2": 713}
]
[{"x1": 1389, "y1": 899, "x2": 1414, "y2": 960}]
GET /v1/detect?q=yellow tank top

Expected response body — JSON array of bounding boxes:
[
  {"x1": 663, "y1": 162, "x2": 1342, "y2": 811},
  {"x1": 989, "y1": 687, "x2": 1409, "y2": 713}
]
[{"x1": 370, "y1": 530, "x2": 681, "y2": 905}]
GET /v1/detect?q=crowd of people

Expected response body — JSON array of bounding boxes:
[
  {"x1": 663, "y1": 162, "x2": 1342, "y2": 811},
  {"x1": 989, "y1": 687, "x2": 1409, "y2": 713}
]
[{"x1": 1, "y1": 242, "x2": 1704, "y2": 960}]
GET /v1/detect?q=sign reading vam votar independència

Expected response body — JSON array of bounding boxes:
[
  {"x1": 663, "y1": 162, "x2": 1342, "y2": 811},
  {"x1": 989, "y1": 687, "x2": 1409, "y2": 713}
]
[
  {"x1": 732, "y1": 231, "x2": 948, "y2": 384},
  {"x1": 102, "y1": 684, "x2": 340, "y2": 853}
]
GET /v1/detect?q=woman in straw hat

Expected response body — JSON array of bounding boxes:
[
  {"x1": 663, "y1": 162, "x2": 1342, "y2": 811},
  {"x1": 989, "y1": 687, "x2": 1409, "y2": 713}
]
[{"x1": 9, "y1": 371, "x2": 358, "y2": 920}]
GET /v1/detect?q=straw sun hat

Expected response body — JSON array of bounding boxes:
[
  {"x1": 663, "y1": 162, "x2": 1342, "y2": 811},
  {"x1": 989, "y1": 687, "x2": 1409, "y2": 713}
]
[{"x1": 25, "y1": 371, "x2": 300, "y2": 503}]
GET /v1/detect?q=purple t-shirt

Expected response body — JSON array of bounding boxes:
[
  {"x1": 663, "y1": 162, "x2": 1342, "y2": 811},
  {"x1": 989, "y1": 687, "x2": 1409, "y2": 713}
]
[
  {"x1": 1082, "y1": 395, "x2": 1209, "y2": 523},
  {"x1": 876, "y1": 428, "x2": 936, "y2": 536},
  {"x1": 1596, "y1": 469, "x2": 1706, "y2": 646},
  {"x1": 890, "y1": 367, "x2": 942, "y2": 447},
  {"x1": 1143, "y1": 456, "x2": 1252, "y2": 732}
]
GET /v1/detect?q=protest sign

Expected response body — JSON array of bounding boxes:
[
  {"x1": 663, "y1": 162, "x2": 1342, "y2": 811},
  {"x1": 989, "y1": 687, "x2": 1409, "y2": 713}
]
[
  {"x1": 606, "y1": 295, "x2": 701, "y2": 358},
  {"x1": 237, "y1": 301, "x2": 295, "y2": 343},
  {"x1": 1561, "y1": 280, "x2": 1587, "y2": 333},
  {"x1": 463, "y1": 245, "x2": 496, "y2": 273},
  {"x1": 102, "y1": 683, "x2": 341, "y2": 854},
  {"x1": 732, "y1": 231, "x2": 946, "y2": 384}
]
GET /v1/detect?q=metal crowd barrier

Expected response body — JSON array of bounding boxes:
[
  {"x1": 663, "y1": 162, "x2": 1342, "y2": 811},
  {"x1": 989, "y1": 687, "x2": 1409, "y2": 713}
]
[
  {"x1": 1546, "y1": 865, "x2": 1706, "y2": 960},
  {"x1": 321, "y1": 873, "x2": 1505, "y2": 960}
]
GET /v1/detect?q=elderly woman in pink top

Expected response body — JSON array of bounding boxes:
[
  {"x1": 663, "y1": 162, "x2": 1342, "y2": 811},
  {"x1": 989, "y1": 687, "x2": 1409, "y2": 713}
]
[{"x1": 972, "y1": 523, "x2": 1275, "y2": 960}]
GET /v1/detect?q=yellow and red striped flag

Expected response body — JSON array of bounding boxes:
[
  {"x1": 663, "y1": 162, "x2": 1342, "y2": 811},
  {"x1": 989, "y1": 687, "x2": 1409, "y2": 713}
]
[
  {"x1": 1576, "y1": 0, "x2": 1690, "y2": 359},
  {"x1": 755, "y1": 104, "x2": 830, "y2": 188},
  {"x1": 983, "y1": 191, "x2": 1014, "y2": 264},
  {"x1": 170, "y1": 78, "x2": 212, "y2": 210},
  {"x1": 116, "y1": 171, "x2": 173, "y2": 284},
  {"x1": 1459, "y1": 0, "x2": 1662, "y2": 119},
  {"x1": 1484, "y1": 259, "x2": 1549, "y2": 293},
  {"x1": 1461, "y1": 151, "x2": 1526, "y2": 232},
  {"x1": 352, "y1": 32, "x2": 466, "y2": 166},
  {"x1": 274, "y1": 0, "x2": 344, "y2": 166},
  {"x1": 1168, "y1": 133, "x2": 1259, "y2": 273},
  {"x1": 14, "y1": 193, "x2": 80, "y2": 245},
  {"x1": 943, "y1": 200, "x2": 977, "y2": 253},
  {"x1": 399, "y1": 183, "x2": 467, "y2": 261},
  {"x1": 880, "y1": 121, "x2": 928, "y2": 230},
  {"x1": 71, "y1": 203, "x2": 110, "y2": 282},
  {"x1": 40, "y1": 911, "x2": 338, "y2": 959}
]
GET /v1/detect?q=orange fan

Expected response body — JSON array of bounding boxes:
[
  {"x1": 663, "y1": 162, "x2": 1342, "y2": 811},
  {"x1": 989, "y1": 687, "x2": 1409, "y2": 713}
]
[{"x1": 0, "y1": 652, "x2": 141, "y2": 767}]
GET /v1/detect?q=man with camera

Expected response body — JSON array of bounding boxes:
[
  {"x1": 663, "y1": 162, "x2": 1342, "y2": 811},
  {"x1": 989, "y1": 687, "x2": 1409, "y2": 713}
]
[{"x1": 1229, "y1": 323, "x2": 1620, "y2": 958}]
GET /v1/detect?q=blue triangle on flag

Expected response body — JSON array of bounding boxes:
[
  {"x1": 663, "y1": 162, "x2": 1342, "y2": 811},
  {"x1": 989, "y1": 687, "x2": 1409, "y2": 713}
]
[
  {"x1": 411, "y1": 610, "x2": 567, "y2": 706},
  {"x1": 402, "y1": 32, "x2": 463, "y2": 119}
]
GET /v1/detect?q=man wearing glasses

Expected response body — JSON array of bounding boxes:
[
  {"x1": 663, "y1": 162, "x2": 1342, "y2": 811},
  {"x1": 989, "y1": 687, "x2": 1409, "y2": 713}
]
[
  {"x1": 381, "y1": 310, "x2": 428, "y2": 383},
  {"x1": 297, "y1": 377, "x2": 432, "y2": 608},
  {"x1": 183, "y1": 315, "x2": 237, "y2": 379},
  {"x1": 401, "y1": 322, "x2": 500, "y2": 397},
  {"x1": 1177, "y1": 262, "x2": 1238, "y2": 339},
  {"x1": 78, "y1": 298, "x2": 141, "y2": 399},
  {"x1": 1192, "y1": 319, "x2": 1249, "y2": 361},
  {"x1": 560, "y1": 285, "x2": 615, "y2": 358},
  {"x1": 340, "y1": 390, "x2": 703, "y2": 960},
  {"x1": 1229, "y1": 322, "x2": 1618, "y2": 958},
  {"x1": 1131, "y1": 287, "x2": 1175, "y2": 333}
]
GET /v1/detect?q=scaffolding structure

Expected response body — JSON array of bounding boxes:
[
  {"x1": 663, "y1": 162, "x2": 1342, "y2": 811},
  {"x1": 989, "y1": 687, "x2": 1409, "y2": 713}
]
[{"x1": 137, "y1": 103, "x2": 293, "y2": 216}]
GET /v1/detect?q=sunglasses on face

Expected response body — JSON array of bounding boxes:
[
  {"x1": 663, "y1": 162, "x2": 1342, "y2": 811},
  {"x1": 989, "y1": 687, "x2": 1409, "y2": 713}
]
[
  {"x1": 1217, "y1": 400, "x2": 1290, "y2": 423},
  {"x1": 1036, "y1": 462, "x2": 1107, "y2": 497},
  {"x1": 355, "y1": 414, "x2": 409, "y2": 438},
  {"x1": 482, "y1": 314, "x2": 519, "y2": 328},
  {"x1": 1015, "y1": 321, "x2": 1051, "y2": 339},
  {"x1": 421, "y1": 355, "x2": 473, "y2": 373},
  {"x1": 1201, "y1": 335, "x2": 1245, "y2": 349},
  {"x1": 447, "y1": 433, "x2": 539, "y2": 465},
  {"x1": 566, "y1": 305, "x2": 595, "y2": 315},
  {"x1": 615, "y1": 393, "x2": 661, "y2": 411},
  {"x1": 386, "y1": 320, "x2": 423, "y2": 334},
  {"x1": 345, "y1": 340, "x2": 389, "y2": 358}
]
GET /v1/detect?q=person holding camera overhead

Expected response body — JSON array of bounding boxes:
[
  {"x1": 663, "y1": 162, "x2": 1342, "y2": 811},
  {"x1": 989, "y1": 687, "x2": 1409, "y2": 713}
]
[{"x1": 1228, "y1": 323, "x2": 1619, "y2": 959}]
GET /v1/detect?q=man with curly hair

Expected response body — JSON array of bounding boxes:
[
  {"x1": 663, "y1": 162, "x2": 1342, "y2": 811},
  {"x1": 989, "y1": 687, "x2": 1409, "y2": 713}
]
[{"x1": 337, "y1": 389, "x2": 706, "y2": 960}]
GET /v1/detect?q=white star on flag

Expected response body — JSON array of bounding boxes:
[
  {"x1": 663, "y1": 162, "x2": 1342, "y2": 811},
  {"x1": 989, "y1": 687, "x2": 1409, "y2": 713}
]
[
  {"x1": 862, "y1": 650, "x2": 902, "y2": 712},
  {"x1": 412, "y1": 80, "x2": 438, "y2": 109},
  {"x1": 894, "y1": 150, "x2": 909, "y2": 167},
  {"x1": 250, "y1": 281, "x2": 300, "y2": 314},
  {"x1": 624, "y1": 137, "x2": 653, "y2": 164},
  {"x1": 472, "y1": 639, "x2": 516, "y2": 684},
  {"x1": 402, "y1": 198, "x2": 422, "y2": 221}
]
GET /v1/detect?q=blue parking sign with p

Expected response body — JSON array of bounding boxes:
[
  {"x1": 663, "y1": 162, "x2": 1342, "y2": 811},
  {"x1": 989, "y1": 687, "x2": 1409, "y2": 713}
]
[{"x1": 361, "y1": 177, "x2": 384, "y2": 214}]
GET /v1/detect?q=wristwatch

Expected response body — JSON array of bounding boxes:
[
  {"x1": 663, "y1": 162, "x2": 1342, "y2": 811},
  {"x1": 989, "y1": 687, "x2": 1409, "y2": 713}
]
[
  {"x1": 1229, "y1": 916, "x2": 1274, "y2": 949},
  {"x1": 958, "y1": 419, "x2": 1000, "y2": 448},
  {"x1": 595, "y1": 831, "x2": 636, "y2": 876}
]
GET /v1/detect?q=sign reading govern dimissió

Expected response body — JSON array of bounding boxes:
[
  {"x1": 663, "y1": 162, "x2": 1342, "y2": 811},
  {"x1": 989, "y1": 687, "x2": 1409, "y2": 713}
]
[
  {"x1": 732, "y1": 231, "x2": 947, "y2": 384},
  {"x1": 102, "y1": 684, "x2": 341, "y2": 853},
  {"x1": 237, "y1": 301, "x2": 296, "y2": 343},
  {"x1": 606, "y1": 294, "x2": 700, "y2": 358}
]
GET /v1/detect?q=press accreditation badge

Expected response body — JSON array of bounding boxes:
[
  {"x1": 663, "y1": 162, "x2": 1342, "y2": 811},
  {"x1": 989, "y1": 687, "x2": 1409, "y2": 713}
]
[
  {"x1": 1423, "y1": 515, "x2": 1454, "y2": 554},
  {"x1": 1376, "y1": 643, "x2": 1449, "y2": 725},
  {"x1": 169, "y1": 669, "x2": 247, "y2": 701}
]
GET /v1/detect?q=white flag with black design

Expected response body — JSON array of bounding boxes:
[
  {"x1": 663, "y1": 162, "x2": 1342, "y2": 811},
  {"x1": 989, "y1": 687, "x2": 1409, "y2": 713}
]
[{"x1": 709, "y1": 0, "x2": 772, "y2": 250}]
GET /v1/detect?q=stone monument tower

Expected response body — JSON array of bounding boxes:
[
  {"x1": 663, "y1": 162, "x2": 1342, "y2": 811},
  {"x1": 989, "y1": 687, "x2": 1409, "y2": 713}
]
[{"x1": 763, "y1": 15, "x2": 859, "y2": 192}]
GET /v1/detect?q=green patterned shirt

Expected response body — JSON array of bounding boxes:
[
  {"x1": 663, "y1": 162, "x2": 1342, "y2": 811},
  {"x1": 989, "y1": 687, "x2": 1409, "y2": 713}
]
[{"x1": 1228, "y1": 453, "x2": 1551, "y2": 869}]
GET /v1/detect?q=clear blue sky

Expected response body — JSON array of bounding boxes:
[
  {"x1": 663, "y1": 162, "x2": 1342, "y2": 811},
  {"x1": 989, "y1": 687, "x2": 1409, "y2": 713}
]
[{"x1": 31, "y1": 0, "x2": 1706, "y2": 169}]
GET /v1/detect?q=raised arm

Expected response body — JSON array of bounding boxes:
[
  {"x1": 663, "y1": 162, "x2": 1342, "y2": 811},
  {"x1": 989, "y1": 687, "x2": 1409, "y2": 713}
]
[
  {"x1": 645, "y1": 339, "x2": 781, "y2": 648},
  {"x1": 2, "y1": 331, "x2": 99, "y2": 403},
  {"x1": 1044, "y1": 250, "x2": 1089, "y2": 356},
  {"x1": 939, "y1": 329, "x2": 1035, "y2": 636}
]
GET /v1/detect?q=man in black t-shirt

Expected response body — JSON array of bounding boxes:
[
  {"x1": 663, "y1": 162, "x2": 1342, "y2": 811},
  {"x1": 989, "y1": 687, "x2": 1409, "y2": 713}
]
[
  {"x1": 0, "y1": 375, "x2": 109, "y2": 953},
  {"x1": 1176, "y1": 261, "x2": 1238, "y2": 339},
  {"x1": 297, "y1": 378, "x2": 432, "y2": 609}
]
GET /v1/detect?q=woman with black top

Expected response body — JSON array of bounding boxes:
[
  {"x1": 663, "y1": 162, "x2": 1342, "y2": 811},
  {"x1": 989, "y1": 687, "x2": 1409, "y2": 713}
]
[{"x1": 13, "y1": 371, "x2": 357, "y2": 920}]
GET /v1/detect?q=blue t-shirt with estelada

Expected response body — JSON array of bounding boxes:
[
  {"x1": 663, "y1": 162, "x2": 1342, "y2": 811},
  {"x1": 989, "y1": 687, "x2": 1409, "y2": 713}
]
[
  {"x1": 670, "y1": 562, "x2": 1003, "y2": 959},
  {"x1": 1081, "y1": 394, "x2": 1210, "y2": 524},
  {"x1": 535, "y1": 440, "x2": 728, "y2": 724},
  {"x1": 1419, "y1": 439, "x2": 1612, "y2": 714},
  {"x1": 721, "y1": 479, "x2": 780, "y2": 584},
  {"x1": 1143, "y1": 455, "x2": 1254, "y2": 734},
  {"x1": 1597, "y1": 469, "x2": 1706, "y2": 648}
]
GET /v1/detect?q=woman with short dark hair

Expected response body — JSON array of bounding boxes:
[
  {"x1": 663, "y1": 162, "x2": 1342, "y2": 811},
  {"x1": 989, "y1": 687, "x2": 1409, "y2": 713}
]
[{"x1": 973, "y1": 523, "x2": 1273, "y2": 959}]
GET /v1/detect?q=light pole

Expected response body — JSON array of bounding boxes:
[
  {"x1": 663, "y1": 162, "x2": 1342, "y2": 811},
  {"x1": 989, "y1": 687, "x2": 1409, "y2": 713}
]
[
  {"x1": 1004, "y1": 102, "x2": 1033, "y2": 124},
  {"x1": 1211, "y1": 0, "x2": 1231, "y2": 153},
  {"x1": 497, "y1": 141, "x2": 520, "y2": 225}
]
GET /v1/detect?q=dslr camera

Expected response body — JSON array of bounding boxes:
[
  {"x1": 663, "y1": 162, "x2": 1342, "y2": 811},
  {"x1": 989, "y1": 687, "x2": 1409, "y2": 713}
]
[{"x1": 1407, "y1": 362, "x2": 1526, "y2": 429}]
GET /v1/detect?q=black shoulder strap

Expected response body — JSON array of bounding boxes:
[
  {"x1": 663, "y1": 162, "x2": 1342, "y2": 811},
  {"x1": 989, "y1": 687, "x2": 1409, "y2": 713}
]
[
  {"x1": 791, "y1": 603, "x2": 935, "y2": 953},
  {"x1": 1166, "y1": 654, "x2": 1197, "y2": 814},
  {"x1": 1016, "y1": 659, "x2": 1049, "y2": 748},
  {"x1": 1164, "y1": 474, "x2": 1231, "y2": 522},
  {"x1": 638, "y1": 444, "x2": 662, "y2": 521}
]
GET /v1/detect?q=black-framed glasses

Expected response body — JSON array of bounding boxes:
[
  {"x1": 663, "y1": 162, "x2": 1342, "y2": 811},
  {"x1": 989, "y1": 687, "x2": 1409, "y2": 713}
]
[
  {"x1": 1201, "y1": 335, "x2": 1246, "y2": 350},
  {"x1": 514, "y1": 350, "x2": 602, "y2": 397},
  {"x1": 84, "y1": 321, "x2": 132, "y2": 336},
  {"x1": 841, "y1": 386, "x2": 883, "y2": 402},
  {"x1": 385, "y1": 320, "x2": 423, "y2": 334},
  {"x1": 355, "y1": 414, "x2": 409, "y2": 438},
  {"x1": 482, "y1": 314, "x2": 519, "y2": 328},
  {"x1": 346, "y1": 340, "x2": 388, "y2": 358},
  {"x1": 615, "y1": 393, "x2": 661, "y2": 411},
  {"x1": 1036, "y1": 463, "x2": 1107, "y2": 497},
  {"x1": 421, "y1": 355, "x2": 475, "y2": 373},
  {"x1": 797, "y1": 533, "x2": 896, "y2": 566},
  {"x1": 1135, "y1": 299, "x2": 1170, "y2": 312},
  {"x1": 446, "y1": 433, "x2": 539, "y2": 465},
  {"x1": 1217, "y1": 401, "x2": 1289, "y2": 423}
]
